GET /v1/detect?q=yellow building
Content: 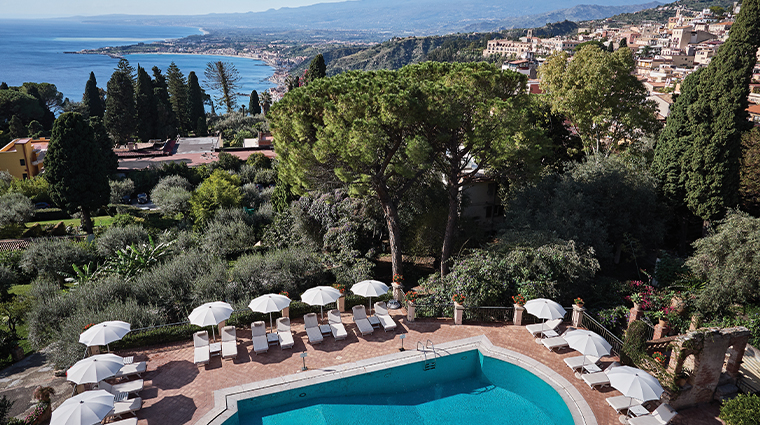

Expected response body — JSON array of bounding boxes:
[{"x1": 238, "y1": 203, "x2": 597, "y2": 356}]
[{"x1": 0, "y1": 137, "x2": 48, "y2": 179}]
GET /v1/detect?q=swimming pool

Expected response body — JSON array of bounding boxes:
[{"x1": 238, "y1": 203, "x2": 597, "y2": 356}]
[{"x1": 201, "y1": 336, "x2": 595, "y2": 425}]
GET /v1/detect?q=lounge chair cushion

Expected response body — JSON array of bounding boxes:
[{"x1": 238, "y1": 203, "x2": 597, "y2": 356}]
[
  {"x1": 374, "y1": 302, "x2": 397, "y2": 331},
  {"x1": 221, "y1": 326, "x2": 238, "y2": 359},
  {"x1": 582, "y1": 372, "x2": 610, "y2": 388},
  {"x1": 542, "y1": 336, "x2": 568, "y2": 351},
  {"x1": 352, "y1": 305, "x2": 374, "y2": 335},
  {"x1": 109, "y1": 419, "x2": 138, "y2": 425},
  {"x1": 525, "y1": 318, "x2": 563, "y2": 336},
  {"x1": 98, "y1": 379, "x2": 144, "y2": 396},
  {"x1": 251, "y1": 321, "x2": 269, "y2": 354},
  {"x1": 277, "y1": 317, "x2": 295, "y2": 349},
  {"x1": 304, "y1": 313, "x2": 323, "y2": 344},
  {"x1": 193, "y1": 331, "x2": 210, "y2": 365},
  {"x1": 606, "y1": 395, "x2": 642, "y2": 413},
  {"x1": 628, "y1": 404, "x2": 678, "y2": 425},
  {"x1": 564, "y1": 355, "x2": 600, "y2": 371},
  {"x1": 328, "y1": 310, "x2": 348, "y2": 340},
  {"x1": 113, "y1": 361, "x2": 147, "y2": 379},
  {"x1": 111, "y1": 397, "x2": 142, "y2": 419}
]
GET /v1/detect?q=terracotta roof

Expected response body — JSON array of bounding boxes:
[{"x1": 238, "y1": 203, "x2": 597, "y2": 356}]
[{"x1": 748, "y1": 104, "x2": 760, "y2": 115}]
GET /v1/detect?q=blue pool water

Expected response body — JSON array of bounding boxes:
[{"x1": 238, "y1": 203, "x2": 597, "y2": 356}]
[{"x1": 227, "y1": 350, "x2": 574, "y2": 425}]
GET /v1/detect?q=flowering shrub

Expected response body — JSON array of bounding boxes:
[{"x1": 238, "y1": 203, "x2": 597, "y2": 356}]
[
  {"x1": 405, "y1": 291, "x2": 419, "y2": 303},
  {"x1": 652, "y1": 351, "x2": 666, "y2": 364},
  {"x1": 23, "y1": 401, "x2": 49, "y2": 425},
  {"x1": 512, "y1": 294, "x2": 526, "y2": 306},
  {"x1": 595, "y1": 305, "x2": 630, "y2": 330},
  {"x1": 452, "y1": 293, "x2": 466, "y2": 304},
  {"x1": 626, "y1": 281, "x2": 655, "y2": 310},
  {"x1": 574, "y1": 297, "x2": 584, "y2": 305}
]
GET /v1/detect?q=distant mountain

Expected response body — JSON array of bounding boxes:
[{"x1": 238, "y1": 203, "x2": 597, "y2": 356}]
[{"x1": 79, "y1": 0, "x2": 660, "y2": 35}]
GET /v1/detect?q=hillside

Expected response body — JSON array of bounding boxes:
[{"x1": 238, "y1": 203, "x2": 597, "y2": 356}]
[{"x1": 599, "y1": 0, "x2": 736, "y2": 24}]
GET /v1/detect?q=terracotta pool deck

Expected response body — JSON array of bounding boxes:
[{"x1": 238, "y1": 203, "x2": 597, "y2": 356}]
[{"x1": 114, "y1": 309, "x2": 721, "y2": 425}]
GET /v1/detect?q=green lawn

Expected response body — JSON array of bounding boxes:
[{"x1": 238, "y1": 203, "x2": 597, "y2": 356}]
[{"x1": 26, "y1": 215, "x2": 115, "y2": 228}]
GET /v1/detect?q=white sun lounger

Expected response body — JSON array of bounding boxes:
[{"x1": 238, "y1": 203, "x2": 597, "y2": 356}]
[
  {"x1": 277, "y1": 317, "x2": 295, "y2": 349},
  {"x1": 542, "y1": 336, "x2": 568, "y2": 351},
  {"x1": 628, "y1": 403, "x2": 678, "y2": 425},
  {"x1": 328, "y1": 309, "x2": 348, "y2": 340},
  {"x1": 304, "y1": 313, "x2": 324, "y2": 344},
  {"x1": 221, "y1": 325, "x2": 238, "y2": 359},
  {"x1": 352, "y1": 305, "x2": 374, "y2": 336},
  {"x1": 606, "y1": 395, "x2": 643, "y2": 414},
  {"x1": 251, "y1": 321, "x2": 269, "y2": 354},
  {"x1": 109, "y1": 396, "x2": 142, "y2": 419},
  {"x1": 582, "y1": 361, "x2": 620, "y2": 389},
  {"x1": 564, "y1": 355, "x2": 600, "y2": 371},
  {"x1": 112, "y1": 361, "x2": 147, "y2": 380},
  {"x1": 193, "y1": 330, "x2": 210, "y2": 366},
  {"x1": 526, "y1": 318, "x2": 563, "y2": 337},
  {"x1": 374, "y1": 302, "x2": 397, "y2": 332},
  {"x1": 98, "y1": 379, "x2": 144, "y2": 397},
  {"x1": 108, "y1": 418, "x2": 138, "y2": 425}
]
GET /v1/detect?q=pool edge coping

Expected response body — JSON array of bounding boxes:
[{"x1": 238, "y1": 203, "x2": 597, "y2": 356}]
[{"x1": 195, "y1": 334, "x2": 597, "y2": 425}]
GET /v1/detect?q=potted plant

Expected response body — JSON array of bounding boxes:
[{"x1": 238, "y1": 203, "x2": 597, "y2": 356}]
[
  {"x1": 512, "y1": 294, "x2": 526, "y2": 307},
  {"x1": 452, "y1": 293, "x2": 466, "y2": 305},
  {"x1": 574, "y1": 297, "x2": 585, "y2": 307},
  {"x1": 652, "y1": 351, "x2": 666, "y2": 365},
  {"x1": 405, "y1": 291, "x2": 419, "y2": 305},
  {"x1": 392, "y1": 274, "x2": 404, "y2": 286},
  {"x1": 630, "y1": 293, "x2": 644, "y2": 310}
]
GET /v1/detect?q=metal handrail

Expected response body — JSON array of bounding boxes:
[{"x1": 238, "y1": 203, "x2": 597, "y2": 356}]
[{"x1": 581, "y1": 311, "x2": 624, "y2": 355}]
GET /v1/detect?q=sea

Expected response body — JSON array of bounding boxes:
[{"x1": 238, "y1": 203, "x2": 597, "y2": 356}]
[{"x1": 0, "y1": 19, "x2": 276, "y2": 108}]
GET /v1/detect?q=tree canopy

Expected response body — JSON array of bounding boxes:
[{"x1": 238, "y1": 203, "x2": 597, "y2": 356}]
[
  {"x1": 204, "y1": 61, "x2": 241, "y2": 114},
  {"x1": 539, "y1": 45, "x2": 660, "y2": 155},
  {"x1": 45, "y1": 112, "x2": 115, "y2": 233},
  {"x1": 83, "y1": 72, "x2": 104, "y2": 119},
  {"x1": 104, "y1": 59, "x2": 137, "y2": 146}
]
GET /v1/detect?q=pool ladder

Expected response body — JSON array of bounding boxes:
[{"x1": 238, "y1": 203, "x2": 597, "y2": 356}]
[{"x1": 417, "y1": 339, "x2": 437, "y2": 371}]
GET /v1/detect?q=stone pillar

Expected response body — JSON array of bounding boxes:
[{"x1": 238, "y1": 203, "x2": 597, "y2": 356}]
[
  {"x1": 454, "y1": 302, "x2": 464, "y2": 325},
  {"x1": 726, "y1": 339, "x2": 748, "y2": 377},
  {"x1": 218, "y1": 320, "x2": 226, "y2": 338},
  {"x1": 689, "y1": 315, "x2": 700, "y2": 330},
  {"x1": 653, "y1": 320, "x2": 669, "y2": 340},
  {"x1": 407, "y1": 301, "x2": 416, "y2": 322},
  {"x1": 628, "y1": 304, "x2": 645, "y2": 328},
  {"x1": 513, "y1": 304, "x2": 525, "y2": 326},
  {"x1": 88, "y1": 345, "x2": 100, "y2": 356},
  {"x1": 282, "y1": 307, "x2": 289, "y2": 319},
  {"x1": 392, "y1": 283, "x2": 404, "y2": 302},
  {"x1": 338, "y1": 295, "x2": 346, "y2": 312},
  {"x1": 572, "y1": 304, "x2": 585, "y2": 328}
]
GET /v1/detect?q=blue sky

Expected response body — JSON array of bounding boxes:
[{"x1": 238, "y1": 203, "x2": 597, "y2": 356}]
[{"x1": 1, "y1": 0, "x2": 341, "y2": 18}]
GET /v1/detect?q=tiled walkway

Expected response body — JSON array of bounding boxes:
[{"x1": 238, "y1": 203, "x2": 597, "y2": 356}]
[{"x1": 115, "y1": 310, "x2": 720, "y2": 425}]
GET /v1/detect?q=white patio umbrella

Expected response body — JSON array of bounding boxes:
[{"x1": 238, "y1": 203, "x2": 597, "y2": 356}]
[
  {"x1": 79, "y1": 320, "x2": 131, "y2": 352},
  {"x1": 351, "y1": 280, "x2": 390, "y2": 316},
  {"x1": 524, "y1": 298, "x2": 566, "y2": 321},
  {"x1": 607, "y1": 366, "x2": 664, "y2": 421},
  {"x1": 301, "y1": 286, "x2": 342, "y2": 322},
  {"x1": 248, "y1": 294, "x2": 291, "y2": 333},
  {"x1": 51, "y1": 389, "x2": 114, "y2": 425},
  {"x1": 66, "y1": 354, "x2": 124, "y2": 385},
  {"x1": 188, "y1": 301, "x2": 234, "y2": 342},
  {"x1": 564, "y1": 329, "x2": 612, "y2": 376}
]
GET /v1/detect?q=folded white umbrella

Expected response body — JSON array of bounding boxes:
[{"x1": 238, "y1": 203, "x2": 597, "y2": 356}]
[
  {"x1": 351, "y1": 280, "x2": 389, "y2": 316},
  {"x1": 51, "y1": 389, "x2": 114, "y2": 425},
  {"x1": 301, "y1": 286, "x2": 342, "y2": 322},
  {"x1": 79, "y1": 320, "x2": 131, "y2": 351},
  {"x1": 249, "y1": 294, "x2": 291, "y2": 333},
  {"x1": 66, "y1": 354, "x2": 124, "y2": 385},
  {"x1": 189, "y1": 301, "x2": 234, "y2": 342},
  {"x1": 607, "y1": 366, "x2": 664, "y2": 402}
]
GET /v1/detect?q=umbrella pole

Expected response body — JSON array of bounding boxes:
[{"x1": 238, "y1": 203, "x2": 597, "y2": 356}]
[
  {"x1": 320, "y1": 306, "x2": 324, "y2": 323},
  {"x1": 211, "y1": 325, "x2": 216, "y2": 342},
  {"x1": 269, "y1": 312, "x2": 274, "y2": 334}
]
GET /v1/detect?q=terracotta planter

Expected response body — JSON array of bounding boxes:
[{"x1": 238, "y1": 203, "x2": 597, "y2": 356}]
[
  {"x1": 575, "y1": 303, "x2": 584, "y2": 308},
  {"x1": 659, "y1": 318, "x2": 668, "y2": 327}
]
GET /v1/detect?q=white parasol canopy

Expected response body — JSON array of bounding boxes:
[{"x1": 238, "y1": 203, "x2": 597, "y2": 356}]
[
  {"x1": 66, "y1": 354, "x2": 124, "y2": 385},
  {"x1": 524, "y1": 298, "x2": 566, "y2": 320},
  {"x1": 301, "y1": 286, "x2": 342, "y2": 322},
  {"x1": 351, "y1": 280, "x2": 389, "y2": 315},
  {"x1": 189, "y1": 301, "x2": 234, "y2": 342},
  {"x1": 51, "y1": 389, "x2": 114, "y2": 425},
  {"x1": 248, "y1": 294, "x2": 291, "y2": 333},
  {"x1": 564, "y1": 329, "x2": 613, "y2": 376},
  {"x1": 79, "y1": 320, "x2": 131, "y2": 352},
  {"x1": 607, "y1": 366, "x2": 664, "y2": 402}
]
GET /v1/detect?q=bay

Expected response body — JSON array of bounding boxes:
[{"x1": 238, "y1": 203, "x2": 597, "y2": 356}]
[{"x1": 0, "y1": 19, "x2": 275, "y2": 107}]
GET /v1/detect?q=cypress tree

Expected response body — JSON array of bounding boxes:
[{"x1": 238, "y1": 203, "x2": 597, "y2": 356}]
[
  {"x1": 9, "y1": 115, "x2": 26, "y2": 138},
  {"x1": 249, "y1": 90, "x2": 261, "y2": 115},
  {"x1": 167, "y1": 62, "x2": 189, "y2": 136},
  {"x1": 619, "y1": 38, "x2": 627, "y2": 48},
  {"x1": 187, "y1": 71, "x2": 206, "y2": 134},
  {"x1": 152, "y1": 66, "x2": 175, "y2": 140},
  {"x1": 83, "y1": 72, "x2": 104, "y2": 119},
  {"x1": 0, "y1": 82, "x2": 7, "y2": 90},
  {"x1": 306, "y1": 54, "x2": 327, "y2": 84},
  {"x1": 104, "y1": 59, "x2": 137, "y2": 146},
  {"x1": 135, "y1": 65, "x2": 156, "y2": 141}
]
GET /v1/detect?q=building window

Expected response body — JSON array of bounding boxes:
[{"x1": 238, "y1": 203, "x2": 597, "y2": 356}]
[{"x1": 19, "y1": 159, "x2": 25, "y2": 166}]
